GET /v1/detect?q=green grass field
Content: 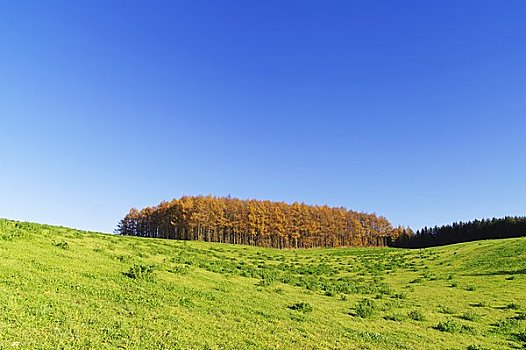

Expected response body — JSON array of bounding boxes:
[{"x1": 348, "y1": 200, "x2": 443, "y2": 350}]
[{"x1": 0, "y1": 219, "x2": 524, "y2": 350}]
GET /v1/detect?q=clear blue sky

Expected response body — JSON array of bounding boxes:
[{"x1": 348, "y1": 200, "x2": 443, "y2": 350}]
[{"x1": 1, "y1": 1, "x2": 525, "y2": 233}]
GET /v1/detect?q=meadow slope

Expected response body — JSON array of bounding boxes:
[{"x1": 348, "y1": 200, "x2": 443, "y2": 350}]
[{"x1": 0, "y1": 219, "x2": 524, "y2": 350}]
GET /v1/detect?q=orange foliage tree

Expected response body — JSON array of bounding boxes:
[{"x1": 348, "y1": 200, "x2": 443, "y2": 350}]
[{"x1": 116, "y1": 195, "x2": 398, "y2": 248}]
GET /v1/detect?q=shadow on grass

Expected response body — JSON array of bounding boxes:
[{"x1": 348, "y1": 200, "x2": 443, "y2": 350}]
[{"x1": 468, "y1": 269, "x2": 526, "y2": 276}]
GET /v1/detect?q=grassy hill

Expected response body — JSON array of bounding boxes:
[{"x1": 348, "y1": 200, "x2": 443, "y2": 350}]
[{"x1": 0, "y1": 219, "x2": 524, "y2": 350}]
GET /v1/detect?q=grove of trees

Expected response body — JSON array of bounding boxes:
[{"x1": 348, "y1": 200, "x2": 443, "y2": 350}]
[
  {"x1": 392, "y1": 216, "x2": 526, "y2": 248},
  {"x1": 116, "y1": 195, "x2": 404, "y2": 248}
]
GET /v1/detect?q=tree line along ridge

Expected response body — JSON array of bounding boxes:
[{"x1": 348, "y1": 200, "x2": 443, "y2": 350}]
[
  {"x1": 116, "y1": 196, "x2": 526, "y2": 249},
  {"x1": 116, "y1": 196, "x2": 406, "y2": 248},
  {"x1": 392, "y1": 216, "x2": 526, "y2": 248}
]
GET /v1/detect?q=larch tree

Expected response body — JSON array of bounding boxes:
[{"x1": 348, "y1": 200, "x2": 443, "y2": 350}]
[{"x1": 116, "y1": 195, "x2": 398, "y2": 249}]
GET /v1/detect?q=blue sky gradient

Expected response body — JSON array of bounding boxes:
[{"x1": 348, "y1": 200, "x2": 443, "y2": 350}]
[{"x1": 1, "y1": 1, "x2": 525, "y2": 233}]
